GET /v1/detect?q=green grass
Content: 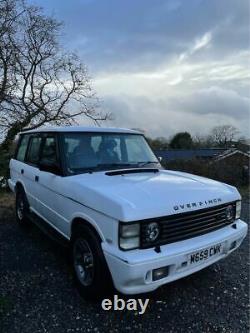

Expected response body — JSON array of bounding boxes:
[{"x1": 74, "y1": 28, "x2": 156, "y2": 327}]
[{"x1": 0, "y1": 190, "x2": 14, "y2": 208}]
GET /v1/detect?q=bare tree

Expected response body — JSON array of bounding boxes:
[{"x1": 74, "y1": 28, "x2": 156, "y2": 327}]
[
  {"x1": 193, "y1": 133, "x2": 214, "y2": 148},
  {"x1": 0, "y1": 0, "x2": 110, "y2": 152},
  {"x1": 210, "y1": 125, "x2": 239, "y2": 148}
]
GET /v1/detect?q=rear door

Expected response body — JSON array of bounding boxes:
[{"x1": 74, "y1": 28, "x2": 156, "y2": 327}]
[
  {"x1": 23, "y1": 134, "x2": 43, "y2": 211},
  {"x1": 9, "y1": 134, "x2": 30, "y2": 192}
]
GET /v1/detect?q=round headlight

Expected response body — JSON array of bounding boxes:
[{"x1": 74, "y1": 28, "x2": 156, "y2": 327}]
[
  {"x1": 226, "y1": 205, "x2": 234, "y2": 221},
  {"x1": 145, "y1": 222, "x2": 160, "y2": 242}
]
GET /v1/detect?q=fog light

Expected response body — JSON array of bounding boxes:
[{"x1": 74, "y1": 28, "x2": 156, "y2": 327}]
[{"x1": 152, "y1": 266, "x2": 169, "y2": 281}]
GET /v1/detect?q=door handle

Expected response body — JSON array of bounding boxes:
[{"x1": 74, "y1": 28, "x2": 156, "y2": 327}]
[
  {"x1": 35, "y1": 175, "x2": 39, "y2": 182},
  {"x1": 21, "y1": 169, "x2": 24, "y2": 174}
]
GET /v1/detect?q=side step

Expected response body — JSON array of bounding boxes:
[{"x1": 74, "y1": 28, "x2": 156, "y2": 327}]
[{"x1": 27, "y1": 211, "x2": 70, "y2": 248}]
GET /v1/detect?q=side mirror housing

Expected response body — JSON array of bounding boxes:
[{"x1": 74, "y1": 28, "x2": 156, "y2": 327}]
[{"x1": 39, "y1": 160, "x2": 61, "y2": 175}]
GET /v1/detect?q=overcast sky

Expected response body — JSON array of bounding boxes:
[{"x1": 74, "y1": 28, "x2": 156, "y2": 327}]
[{"x1": 31, "y1": 0, "x2": 249, "y2": 138}]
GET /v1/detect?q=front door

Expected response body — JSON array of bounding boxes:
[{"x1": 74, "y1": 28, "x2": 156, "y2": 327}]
[{"x1": 35, "y1": 134, "x2": 66, "y2": 232}]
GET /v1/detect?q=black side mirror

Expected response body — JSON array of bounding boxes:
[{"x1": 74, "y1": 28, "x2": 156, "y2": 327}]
[{"x1": 39, "y1": 160, "x2": 61, "y2": 175}]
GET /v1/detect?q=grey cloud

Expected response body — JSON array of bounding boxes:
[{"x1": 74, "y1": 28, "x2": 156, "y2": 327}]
[
  {"x1": 101, "y1": 89, "x2": 250, "y2": 138},
  {"x1": 170, "y1": 87, "x2": 250, "y2": 119},
  {"x1": 30, "y1": 0, "x2": 249, "y2": 137},
  {"x1": 32, "y1": 0, "x2": 249, "y2": 73}
]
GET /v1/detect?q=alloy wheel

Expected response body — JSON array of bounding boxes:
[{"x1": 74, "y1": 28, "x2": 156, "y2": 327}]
[{"x1": 73, "y1": 238, "x2": 94, "y2": 286}]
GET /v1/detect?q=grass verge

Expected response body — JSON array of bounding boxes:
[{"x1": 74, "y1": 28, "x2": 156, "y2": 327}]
[{"x1": 0, "y1": 189, "x2": 14, "y2": 209}]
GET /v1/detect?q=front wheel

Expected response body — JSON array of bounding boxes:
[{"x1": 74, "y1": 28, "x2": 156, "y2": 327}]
[{"x1": 71, "y1": 225, "x2": 113, "y2": 300}]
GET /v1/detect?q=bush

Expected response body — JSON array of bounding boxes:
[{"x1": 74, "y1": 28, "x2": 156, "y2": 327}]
[
  {"x1": 0, "y1": 151, "x2": 9, "y2": 188},
  {"x1": 164, "y1": 158, "x2": 249, "y2": 187},
  {"x1": 0, "y1": 142, "x2": 16, "y2": 188}
]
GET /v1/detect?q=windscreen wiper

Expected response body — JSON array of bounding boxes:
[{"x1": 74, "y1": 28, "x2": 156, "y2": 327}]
[
  {"x1": 70, "y1": 167, "x2": 97, "y2": 174},
  {"x1": 106, "y1": 168, "x2": 159, "y2": 176},
  {"x1": 137, "y1": 161, "x2": 160, "y2": 167}
]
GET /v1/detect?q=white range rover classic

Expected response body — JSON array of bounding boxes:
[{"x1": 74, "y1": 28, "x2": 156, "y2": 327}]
[{"x1": 8, "y1": 126, "x2": 247, "y2": 299}]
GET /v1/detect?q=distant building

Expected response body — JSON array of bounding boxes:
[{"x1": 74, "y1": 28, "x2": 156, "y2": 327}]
[
  {"x1": 154, "y1": 148, "x2": 229, "y2": 162},
  {"x1": 213, "y1": 149, "x2": 250, "y2": 163},
  {"x1": 213, "y1": 149, "x2": 250, "y2": 185},
  {"x1": 153, "y1": 148, "x2": 249, "y2": 186}
]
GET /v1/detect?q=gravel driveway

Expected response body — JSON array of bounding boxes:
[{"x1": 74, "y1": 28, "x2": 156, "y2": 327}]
[{"x1": 0, "y1": 193, "x2": 249, "y2": 333}]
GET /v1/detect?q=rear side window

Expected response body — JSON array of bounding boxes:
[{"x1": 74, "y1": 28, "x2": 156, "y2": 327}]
[
  {"x1": 26, "y1": 136, "x2": 42, "y2": 165},
  {"x1": 16, "y1": 135, "x2": 30, "y2": 162}
]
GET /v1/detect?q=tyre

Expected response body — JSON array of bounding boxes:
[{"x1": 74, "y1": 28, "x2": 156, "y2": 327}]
[
  {"x1": 15, "y1": 189, "x2": 30, "y2": 226},
  {"x1": 71, "y1": 225, "x2": 113, "y2": 300}
]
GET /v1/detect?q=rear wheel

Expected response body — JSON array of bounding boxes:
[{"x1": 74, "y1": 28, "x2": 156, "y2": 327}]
[
  {"x1": 71, "y1": 225, "x2": 113, "y2": 300},
  {"x1": 15, "y1": 189, "x2": 30, "y2": 226}
]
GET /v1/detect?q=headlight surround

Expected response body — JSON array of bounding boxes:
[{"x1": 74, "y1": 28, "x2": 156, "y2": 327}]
[
  {"x1": 119, "y1": 223, "x2": 140, "y2": 250},
  {"x1": 236, "y1": 200, "x2": 241, "y2": 219}
]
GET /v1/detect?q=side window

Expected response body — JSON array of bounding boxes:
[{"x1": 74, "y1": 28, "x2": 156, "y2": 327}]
[
  {"x1": 16, "y1": 135, "x2": 30, "y2": 162},
  {"x1": 40, "y1": 136, "x2": 57, "y2": 164},
  {"x1": 26, "y1": 136, "x2": 42, "y2": 165}
]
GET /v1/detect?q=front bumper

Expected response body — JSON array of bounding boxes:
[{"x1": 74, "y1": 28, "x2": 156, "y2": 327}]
[
  {"x1": 8, "y1": 179, "x2": 15, "y2": 192},
  {"x1": 103, "y1": 219, "x2": 248, "y2": 294}
]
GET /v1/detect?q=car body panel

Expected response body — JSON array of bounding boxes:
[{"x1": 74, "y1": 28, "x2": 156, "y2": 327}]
[
  {"x1": 103, "y1": 219, "x2": 247, "y2": 294},
  {"x1": 61, "y1": 169, "x2": 240, "y2": 221}
]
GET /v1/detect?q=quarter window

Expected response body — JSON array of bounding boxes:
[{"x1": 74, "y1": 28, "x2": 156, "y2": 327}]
[{"x1": 16, "y1": 135, "x2": 30, "y2": 162}]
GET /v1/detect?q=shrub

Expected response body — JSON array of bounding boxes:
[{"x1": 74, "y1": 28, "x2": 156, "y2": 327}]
[{"x1": 164, "y1": 158, "x2": 249, "y2": 187}]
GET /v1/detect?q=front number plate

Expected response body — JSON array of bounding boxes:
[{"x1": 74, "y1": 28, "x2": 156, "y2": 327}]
[{"x1": 189, "y1": 243, "x2": 222, "y2": 265}]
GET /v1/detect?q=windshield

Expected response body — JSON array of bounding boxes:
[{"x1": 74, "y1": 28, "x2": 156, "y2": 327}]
[{"x1": 62, "y1": 132, "x2": 159, "y2": 174}]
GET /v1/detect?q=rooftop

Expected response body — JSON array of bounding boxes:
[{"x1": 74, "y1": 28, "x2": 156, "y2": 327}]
[{"x1": 21, "y1": 126, "x2": 140, "y2": 135}]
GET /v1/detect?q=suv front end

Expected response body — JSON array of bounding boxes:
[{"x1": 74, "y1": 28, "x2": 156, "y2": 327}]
[{"x1": 102, "y1": 200, "x2": 247, "y2": 294}]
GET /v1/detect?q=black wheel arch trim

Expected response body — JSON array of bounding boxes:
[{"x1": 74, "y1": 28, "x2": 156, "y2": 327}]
[
  {"x1": 71, "y1": 217, "x2": 103, "y2": 242},
  {"x1": 15, "y1": 181, "x2": 25, "y2": 193}
]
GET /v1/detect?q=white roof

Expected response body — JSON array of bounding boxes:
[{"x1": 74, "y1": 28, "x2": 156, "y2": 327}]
[
  {"x1": 21, "y1": 126, "x2": 141, "y2": 135},
  {"x1": 215, "y1": 149, "x2": 250, "y2": 161}
]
